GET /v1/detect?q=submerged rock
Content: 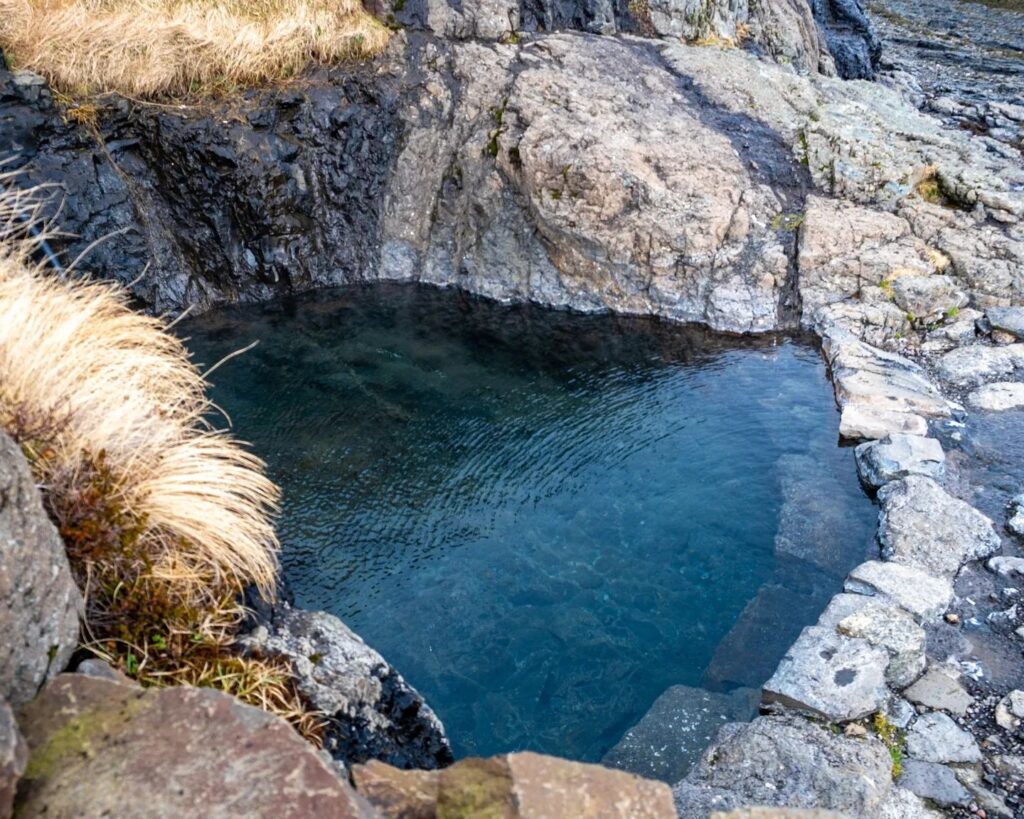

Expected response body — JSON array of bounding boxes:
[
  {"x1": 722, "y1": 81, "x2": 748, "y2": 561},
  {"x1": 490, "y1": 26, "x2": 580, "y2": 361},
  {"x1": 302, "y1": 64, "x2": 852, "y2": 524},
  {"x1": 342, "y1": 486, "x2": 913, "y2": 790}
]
[
  {"x1": 240, "y1": 603, "x2": 453, "y2": 770},
  {"x1": 854, "y1": 433, "x2": 945, "y2": 489},
  {"x1": 674, "y1": 715, "x2": 893, "y2": 817},
  {"x1": 877, "y1": 475, "x2": 1000, "y2": 578},
  {"x1": 15, "y1": 674, "x2": 374, "y2": 818},
  {"x1": 0, "y1": 430, "x2": 81, "y2": 708},
  {"x1": 352, "y1": 752, "x2": 676, "y2": 818},
  {"x1": 602, "y1": 685, "x2": 759, "y2": 783}
]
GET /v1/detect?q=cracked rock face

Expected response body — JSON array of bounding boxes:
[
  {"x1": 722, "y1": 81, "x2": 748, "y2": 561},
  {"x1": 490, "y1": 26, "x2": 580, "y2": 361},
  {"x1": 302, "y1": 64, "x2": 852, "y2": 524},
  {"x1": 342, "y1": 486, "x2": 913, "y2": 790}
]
[
  {"x1": 0, "y1": 431, "x2": 81, "y2": 708},
  {"x1": 240, "y1": 603, "x2": 453, "y2": 770}
]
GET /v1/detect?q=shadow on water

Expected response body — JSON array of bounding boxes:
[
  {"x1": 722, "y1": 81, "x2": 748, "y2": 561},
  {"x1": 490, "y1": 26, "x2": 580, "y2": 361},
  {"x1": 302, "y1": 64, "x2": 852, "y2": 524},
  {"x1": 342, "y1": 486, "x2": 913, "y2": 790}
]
[{"x1": 183, "y1": 282, "x2": 876, "y2": 762}]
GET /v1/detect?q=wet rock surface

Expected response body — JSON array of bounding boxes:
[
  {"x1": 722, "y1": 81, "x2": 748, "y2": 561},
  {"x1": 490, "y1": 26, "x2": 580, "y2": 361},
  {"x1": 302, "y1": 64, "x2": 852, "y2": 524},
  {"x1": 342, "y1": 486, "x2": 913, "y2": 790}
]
[
  {"x1": 240, "y1": 602, "x2": 453, "y2": 770},
  {"x1": 15, "y1": 674, "x2": 376, "y2": 818},
  {"x1": 0, "y1": 431, "x2": 80, "y2": 709}
]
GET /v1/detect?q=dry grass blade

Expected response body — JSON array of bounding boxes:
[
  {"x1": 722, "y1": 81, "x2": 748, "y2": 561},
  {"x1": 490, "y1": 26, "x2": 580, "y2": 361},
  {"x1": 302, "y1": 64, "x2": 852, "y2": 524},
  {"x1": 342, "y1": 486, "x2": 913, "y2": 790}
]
[{"x1": 0, "y1": 0, "x2": 390, "y2": 99}]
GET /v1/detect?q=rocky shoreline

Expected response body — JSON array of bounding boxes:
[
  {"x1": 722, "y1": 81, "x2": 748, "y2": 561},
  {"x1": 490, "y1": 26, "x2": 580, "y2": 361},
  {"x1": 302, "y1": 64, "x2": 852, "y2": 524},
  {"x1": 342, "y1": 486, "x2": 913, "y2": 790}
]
[{"x1": 2, "y1": 0, "x2": 1024, "y2": 814}]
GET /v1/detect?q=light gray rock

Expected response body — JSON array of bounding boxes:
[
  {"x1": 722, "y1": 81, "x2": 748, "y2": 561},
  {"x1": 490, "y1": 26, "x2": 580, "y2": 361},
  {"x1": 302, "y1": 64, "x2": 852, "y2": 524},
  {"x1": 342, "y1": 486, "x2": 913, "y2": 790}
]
[
  {"x1": 675, "y1": 715, "x2": 893, "y2": 818},
  {"x1": 986, "y1": 306, "x2": 1024, "y2": 340},
  {"x1": 897, "y1": 759, "x2": 971, "y2": 808},
  {"x1": 656, "y1": 44, "x2": 1024, "y2": 223},
  {"x1": 994, "y1": 690, "x2": 1024, "y2": 731},
  {"x1": 855, "y1": 434, "x2": 945, "y2": 489},
  {"x1": 815, "y1": 594, "x2": 926, "y2": 688},
  {"x1": 0, "y1": 698, "x2": 26, "y2": 819},
  {"x1": 762, "y1": 626, "x2": 889, "y2": 722},
  {"x1": 601, "y1": 685, "x2": 758, "y2": 784},
  {"x1": 902, "y1": 666, "x2": 974, "y2": 717},
  {"x1": 385, "y1": 35, "x2": 801, "y2": 336},
  {"x1": 835, "y1": 606, "x2": 925, "y2": 689},
  {"x1": 877, "y1": 476, "x2": 1000, "y2": 578},
  {"x1": 988, "y1": 555, "x2": 1024, "y2": 577},
  {"x1": 891, "y1": 275, "x2": 968, "y2": 325},
  {"x1": 1008, "y1": 494, "x2": 1024, "y2": 537},
  {"x1": 240, "y1": 603, "x2": 452, "y2": 769},
  {"x1": 0, "y1": 430, "x2": 81, "y2": 708},
  {"x1": 797, "y1": 197, "x2": 939, "y2": 328},
  {"x1": 966, "y1": 382, "x2": 1024, "y2": 411},
  {"x1": 844, "y1": 560, "x2": 954, "y2": 623},
  {"x1": 886, "y1": 697, "x2": 917, "y2": 730},
  {"x1": 905, "y1": 713, "x2": 982, "y2": 764},
  {"x1": 820, "y1": 328, "x2": 958, "y2": 441},
  {"x1": 923, "y1": 308, "x2": 983, "y2": 354},
  {"x1": 935, "y1": 344, "x2": 1024, "y2": 389},
  {"x1": 877, "y1": 785, "x2": 945, "y2": 819}
]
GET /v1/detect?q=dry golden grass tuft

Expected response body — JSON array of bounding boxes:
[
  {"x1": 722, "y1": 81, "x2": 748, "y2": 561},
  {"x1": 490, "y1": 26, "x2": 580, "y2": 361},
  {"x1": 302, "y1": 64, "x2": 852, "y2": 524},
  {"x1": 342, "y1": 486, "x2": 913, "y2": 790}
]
[
  {"x1": 0, "y1": 178, "x2": 320, "y2": 740},
  {"x1": 0, "y1": 0, "x2": 390, "y2": 99}
]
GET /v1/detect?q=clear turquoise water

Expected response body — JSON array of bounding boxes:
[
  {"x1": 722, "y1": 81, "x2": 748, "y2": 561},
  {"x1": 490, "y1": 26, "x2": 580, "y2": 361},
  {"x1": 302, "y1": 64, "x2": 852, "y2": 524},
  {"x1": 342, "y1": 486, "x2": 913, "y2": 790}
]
[{"x1": 184, "y1": 283, "x2": 875, "y2": 762}]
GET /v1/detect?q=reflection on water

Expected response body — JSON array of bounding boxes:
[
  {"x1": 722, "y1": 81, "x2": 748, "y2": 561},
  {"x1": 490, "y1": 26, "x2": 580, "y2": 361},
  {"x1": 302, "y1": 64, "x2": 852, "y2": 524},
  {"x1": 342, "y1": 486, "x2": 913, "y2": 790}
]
[{"x1": 184, "y1": 283, "x2": 875, "y2": 761}]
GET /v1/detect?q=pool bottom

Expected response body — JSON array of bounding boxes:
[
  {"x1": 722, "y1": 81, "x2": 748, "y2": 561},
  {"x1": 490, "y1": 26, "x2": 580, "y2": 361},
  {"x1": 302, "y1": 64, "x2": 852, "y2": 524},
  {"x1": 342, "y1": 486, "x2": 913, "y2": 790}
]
[{"x1": 184, "y1": 283, "x2": 877, "y2": 762}]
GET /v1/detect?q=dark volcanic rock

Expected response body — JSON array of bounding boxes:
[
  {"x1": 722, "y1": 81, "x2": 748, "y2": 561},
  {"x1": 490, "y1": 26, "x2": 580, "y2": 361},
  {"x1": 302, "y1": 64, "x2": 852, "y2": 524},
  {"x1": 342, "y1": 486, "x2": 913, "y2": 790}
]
[
  {"x1": 0, "y1": 430, "x2": 81, "y2": 708},
  {"x1": 240, "y1": 602, "x2": 454, "y2": 770},
  {"x1": 810, "y1": 0, "x2": 880, "y2": 78},
  {"x1": 15, "y1": 674, "x2": 376, "y2": 819}
]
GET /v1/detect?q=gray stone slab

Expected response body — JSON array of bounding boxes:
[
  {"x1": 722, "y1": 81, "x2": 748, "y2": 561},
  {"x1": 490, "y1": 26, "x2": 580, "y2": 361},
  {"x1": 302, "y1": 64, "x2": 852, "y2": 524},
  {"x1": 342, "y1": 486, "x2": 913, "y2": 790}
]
[
  {"x1": 902, "y1": 667, "x2": 974, "y2": 716},
  {"x1": 905, "y1": 713, "x2": 982, "y2": 764},
  {"x1": 762, "y1": 626, "x2": 888, "y2": 722},
  {"x1": 855, "y1": 434, "x2": 945, "y2": 489},
  {"x1": 844, "y1": 561, "x2": 954, "y2": 623},
  {"x1": 897, "y1": 759, "x2": 971, "y2": 808}
]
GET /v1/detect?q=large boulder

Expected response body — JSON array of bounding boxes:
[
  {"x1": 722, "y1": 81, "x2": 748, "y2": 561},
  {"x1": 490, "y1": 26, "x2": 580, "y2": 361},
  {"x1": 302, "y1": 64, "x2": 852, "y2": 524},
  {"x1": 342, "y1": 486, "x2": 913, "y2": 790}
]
[
  {"x1": 935, "y1": 344, "x2": 1024, "y2": 390},
  {"x1": 877, "y1": 475, "x2": 1001, "y2": 579},
  {"x1": 15, "y1": 674, "x2": 376, "y2": 818},
  {"x1": 0, "y1": 430, "x2": 81, "y2": 707},
  {"x1": 673, "y1": 715, "x2": 893, "y2": 817},
  {"x1": 0, "y1": 698, "x2": 26, "y2": 818},
  {"x1": 240, "y1": 603, "x2": 453, "y2": 770},
  {"x1": 352, "y1": 752, "x2": 676, "y2": 817}
]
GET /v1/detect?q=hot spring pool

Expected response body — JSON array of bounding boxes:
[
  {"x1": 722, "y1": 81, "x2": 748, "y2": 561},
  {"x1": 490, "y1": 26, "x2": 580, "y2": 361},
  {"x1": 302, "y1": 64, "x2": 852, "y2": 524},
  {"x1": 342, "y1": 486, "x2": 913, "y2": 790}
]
[{"x1": 185, "y1": 283, "x2": 876, "y2": 763}]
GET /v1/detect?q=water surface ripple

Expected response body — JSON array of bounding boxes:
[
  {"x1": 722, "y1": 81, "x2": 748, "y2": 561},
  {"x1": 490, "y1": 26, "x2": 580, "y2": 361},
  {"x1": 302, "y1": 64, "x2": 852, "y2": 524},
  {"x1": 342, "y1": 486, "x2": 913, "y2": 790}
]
[{"x1": 184, "y1": 283, "x2": 876, "y2": 761}]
